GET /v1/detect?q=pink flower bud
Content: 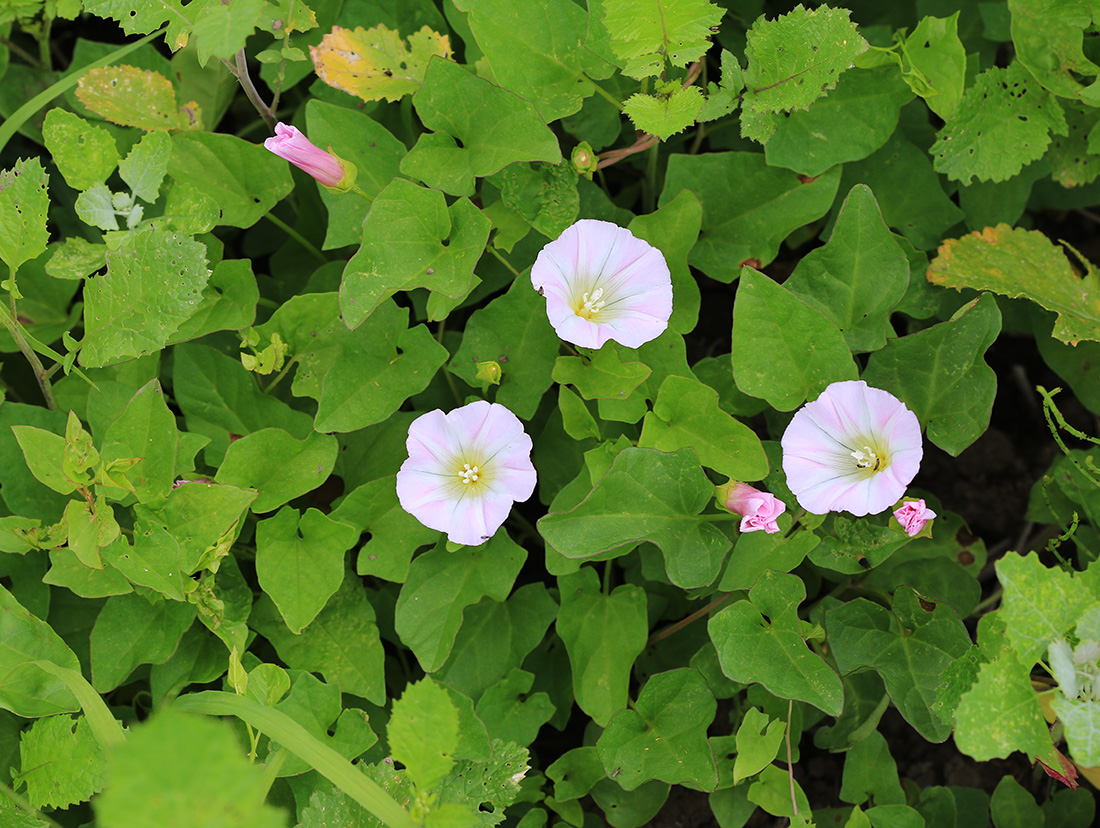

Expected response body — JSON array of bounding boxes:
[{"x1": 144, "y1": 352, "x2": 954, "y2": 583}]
[
  {"x1": 263, "y1": 123, "x2": 354, "y2": 190},
  {"x1": 719, "y1": 482, "x2": 786, "y2": 534},
  {"x1": 893, "y1": 498, "x2": 936, "y2": 537}
]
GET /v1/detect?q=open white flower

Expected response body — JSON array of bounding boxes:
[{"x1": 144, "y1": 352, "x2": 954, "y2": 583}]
[
  {"x1": 396, "y1": 401, "x2": 537, "y2": 546},
  {"x1": 530, "y1": 219, "x2": 673, "y2": 349},
  {"x1": 781, "y1": 380, "x2": 923, "y2": 516}
]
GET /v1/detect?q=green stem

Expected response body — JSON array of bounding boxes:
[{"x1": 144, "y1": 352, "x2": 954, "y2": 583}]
[
  {"x1": 644, "y1": 140, "x2": 660, "y2": 213},
  {"x1": 435, "y1": 320, "x2": 464, "y2": 406},
  {"x1": 38, "y1": 15, "x2": 53, "y2": 71},
  {"x1": 261, "y1": 212, "x2": 327, "y2": 264},
  {"x1": 582, "y1": 73, "x2": 624, "y2": 111},
  {"x1": 486, "y1": 245, "x2": 520, "y2": 278},
  {"x1": 263, "y1": 356, "x2": 299, "y2": 394},
  {"x1": 174, "y1": 692, "x2": 416, "y2": 828},
  {"x1": 0, "y1": 28, "x2": 166, "y2": 155},
  {"x1": 0, "y1": 784, "x2": 64, "y2": 828},
  {"x1": 258, "y1": 746, "x2": 289, "y2": 799},
  {"x1": 0, "y1": 37, "x2": 43, "y2": 68},
  {"x1": 602, "y1": 559, "x2": 614, "y2": 595},
  {"x1": 647, "y1": 593, "x2": 734, "y2": 646},
  {"x1": 1, "y1": 287, "x2": 57, "y2": 409}
]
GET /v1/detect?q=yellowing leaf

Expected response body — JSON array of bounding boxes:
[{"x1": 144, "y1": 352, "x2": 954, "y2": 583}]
[
  {"x1": 927, "y1": 224, "x2": 1100, "y2": 345},
  {"x1": 76, "y1": 65, "x2": 201, "y2": 131},
  {"x1": 310, "y1": 24, "x2": 452, "y2": 103}
]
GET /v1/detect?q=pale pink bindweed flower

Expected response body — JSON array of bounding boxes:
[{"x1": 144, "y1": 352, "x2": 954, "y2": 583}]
[
  {"x1": 264, "y1": 123, "x2": 355, "y2": 190},
  {"x1": 717, "y1": 482, "x2": 786, "y2": 534},
  {"x1": 530, "y1": 219, "x2": 673, "y2": 349},
  {"x1": 781, "y1": 380, "x2": 923, "y2": 517},
  {"x1": 893, "y1": 499, "x2": 937, "y2": 537},
  {"x1": 396, "y1": 401, "x2": 537, "y2": 546}
]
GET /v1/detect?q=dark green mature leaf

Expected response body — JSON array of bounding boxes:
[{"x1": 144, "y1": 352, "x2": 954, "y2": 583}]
[
  {"x1": 740, "y1": 4, "x2": 868, "y2": 143},
  {"x1": 0, "y1": 157, "x2": 49, "y2": 278},
  {"x1": 863, "y1": 293, "x2": 1001, "y2": 456},
  {"x1": 639, "y1": 375, "x2": 768, "y2": 482},
  {"x1": 1009, "y1": 0, "x2": 1098, "y2": 99},
  {"x1": 0, "y1": 585, "x2": 80, "y2": 717},
  {"x1": 718, "y1": 526, "x2": 819, "y2": 592},
  {"x1": 305, "y1": 100, "x2": 406, "y2": 249},
  {"x1": 256, "y1": 507, "x2": 359, "y2": 634},
  {"x1": 394, "y1": 533, "x2": 527, "y2": 673},
  {"x1": 809, "y1": 517, "x2": 909, "y2": 575},
  {"x1": 765, "y1": 68, "x2": 912, "y2": 177},
  {"x1": 401, "y1": 57, "x2": 560, "y2": 197},
  {"x1": 329, "y1": 477, "x2": 439, "y2": 583},
  {"x1": 930, "y1": 63, "x2": 1067, "y2": 185},
  {"x1": 927, "y1": 224, "x2": 1100, "y2": 345},
  {"x1": 340, "y1": 179, "x2": 490, "y2": 327},
  {"x1": 495, "y1": 161, "x2": 580, "y2": 240},
  {"x1": 389, "y1": 678, "x2": 459, "y2": 791},
  {"x1": 556, "y1": 567, "x2": 648, "y2": 726},
  {"x1": 214, "y1": 428, "x2": 338, "y2": 514},
  {"x1": 629, "y1": 190, "x2": 702, "y2": 334},
  {"x1": 784, "y1": 184, "x2": 909, "y2": 352},
  {"x1": 538, "y1": 447, "x2": 732, "y2": 589},
  {"x1": 709, "y1": 570, "x2": 843, "y2": 716},
  {"x1": 597, "y1": 668, "x2": 718, "y2": 791},
  {"x1": 602, "y1": 0, "x2": 722, "y2": 78},
  {"x1": 90, "y1": 593, "x2": 196, "y2": 692},
  {"x1": 660, "y1": 152, "x2": 841, "y2": 280},
  {"x1": 954, "y1": 649, "x2": 1050, "y2": 760},
  {"x1": 731, "y1": 267, "x2": 858, "y2": 411},
  {"x1": 826, "y1": 588, "x2": 974, "y2": 742},
  {"x1": 16, "y1": 714, "x2": 105, "y2": 809},
  {"x1": 449, "y1": 276, "x2": 559, "y2": 420},
  {"x1": 474, "y1": 668, "x2": 555, "y2": 746},
  {"x1": 167, "y1": 131, "x2": 293, "y2": 228},
  {"x1": 100, "y1": 379, "x2": 177, "y2": 503},
  {"x1": 92, "y1": 708, "x2": 285, "y2": 828},
  {"x1": 251, "y1": 577, "x2": 386, "y2": 703},
  {"x1": 81, "y1": 227, "x2": 209, "y2": 368},
  {"x1": 436, "y1": 583, "x2": 558, "y2": 700},
  {"x1": 168, "y1": 258, "x2": 258, "y2": 345},
  {"x1": 452, "y1": 0, "x2": 604, "y2": 120},
  {"x1": 42, "y1": 109, "x2": 119, "y2": 191}
]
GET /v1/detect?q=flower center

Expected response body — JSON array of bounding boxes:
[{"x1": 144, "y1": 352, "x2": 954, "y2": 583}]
[
  {"x1": 458, "y1": 463, "x2": 480, "y2": 484},
  {"x1": 576, "y1": 288, "x2": 607, "y2": 319},
  {"x1": 850, "y1": 445, "x2": 882, "y2": 471}
]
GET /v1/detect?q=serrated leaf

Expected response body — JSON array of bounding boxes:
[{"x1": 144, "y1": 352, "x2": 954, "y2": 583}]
[
  {"x1": 42, "y1": 109, "x2": 119, "y2": 191},
  {"x1": 75, "y1": 65, "x2": 197, "y2": 131},
  {"x1": 82, "y1": 0, "x2": 196, "y2": 47},
  {"x1": 389, "y1": 679, "x2": 460, "y2": 791},
  {"x1": 930, "y1": 63, "x2": 1067, "y2": 185},
  {"x1": 189, "y1": 0, "x2": 266, "y2": 64},
  {"x1": 311, "y1": 24, "x2": 451, "y2": 102},
  {"x1": 436, "y1": 739, "x2": 529, "y2": 826},
  {"x1": 394, "y1": 533, "x2": 527, "y2": 672},
  {"x1": 709, "y1": 570, "x2": 843, "y2": 716},
  {"x1": 401, "y1": 57, "x2": 561, "y2": 197},
  {"x1": 597, "y1": 668, "x2": 718, "y2": 791},
  {"x1": 81, "y1": 228, "x2": 210, "y2": 368},
  {"x1": 16, "y1": 714, "x2": 106, "y2": 809},
  {"x1": 926, "y1": 223, "x2": 1100, "y2": 345},
  {"x1": 826, "y1": 588, "x2": 974, "y2": 742},
  {"x1": 119, "y1": 130, "x2": 171, "y2": 203},
  {"x1": 954, "y1": 648, "x2": 1051, "y2": 761},
  {"x1": 862, "y1": 293, "x2": 1001, "y2": 456},
  {"x1": 602, "y1": 0, "x2": 723, "y2": 79},
  {"x1": 740, "y1": 4, "x2": 868, "y2": 143},
  {"x1": 556, "y1": 567, "x2": 648, "y2": 726},
  {"x1": 1051, "y1": 695, "x2": 1100, "y2": 767},
  {"x1": 0, "y1": 157, "x2": 49, "y2": 278},
  {"x1": 340, "y1": 179, "x2": 490, "y2": 327},
  {"x1": 623, "y1": 87, "x2": 704, "y2": 140}
]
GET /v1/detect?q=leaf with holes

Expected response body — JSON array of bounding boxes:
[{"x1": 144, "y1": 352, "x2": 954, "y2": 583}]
[
  {"x1": 310, "y1": 24, "x2": 451, "y2": 103},
  {"x1": 76, "y1": 65, "x2": 199, "y2": 131},
  {"x1": 602, "y1": 0, "x2": 723, "y2": 79}
]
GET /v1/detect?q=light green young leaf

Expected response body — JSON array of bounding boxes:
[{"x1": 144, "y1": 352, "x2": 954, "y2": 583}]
[
  {"x1": 256, "y1": 507, "x2": 359, "y2": 634},
  {"x1": 732, "y1": 708, "x2": 786, "y2": 784},
  {"x1": 597, "y1": 668, "x2": 718, "y2": 791},
  {"x1": 0, "y1": 157, "x2": 49, "y2": 278},
  {"x1": 551, "y1": 347, "x2": 651, "y2": 400},
  {"x1": 42, "y1": 108, "x2": 119, "y2": 191},
  {"x1": 710, "y1": 570, "x2": 843, "y2": 716},
  {"x1": 16, "y1": 714, "x2": 106, "y2": 809},
  {"x1": 903, "y1": 14, "x2": 966, "y2": 120},
  {"x1": 394, "y1": 533, "x2": 527, "y2": 672},
  {"x1": 0, "y1": 585, "x2": 81, "y2": 717},
  {"x1": 740, "y1": 4, "x2": 868, "y2": 143},
  {"x1": 838, "y1": 730, "x2": 905, "y2": 806},
  {"x1": 435, "y1": 739, "x2": 529, "y2": 824},
  {"x1": 930, "y1": 63, "x2": 1067, "y2": 185},
  {"x1": 100, "y1": 379, "x2": 178, "y2": 503},
  {"x1": 118, "y1": 130, "x2": 171, "y2": 203},
  {"x1": 623, "y1": 87, "x2": 705, "y2": 140},
  {"x1": 11, "y1": 426, "x2": 74, "y2": 495},
  {"x1": 389, "y1": 678, "x2": 460, "y2": 792},
  {"x1": 556, "y1": 567, "x2": 648, "y2": 726},
  {"x1": 1051, "y1": 695, "x2": 1100, "y2": 767},
  {"x1": 602, "y1": 0, "x2": 723, "y2": 79}
]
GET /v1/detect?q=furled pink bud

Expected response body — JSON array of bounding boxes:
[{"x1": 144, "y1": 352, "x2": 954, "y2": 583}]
[
  {"x1": 892, "y1": 498, "x2": 936, "y2": 537},
  {"x1": 718, "y1": 482, "x2": 786, "y2": 534},
  {"x1": 263, "y1": 123, "x2": 356, "y2": 191}
]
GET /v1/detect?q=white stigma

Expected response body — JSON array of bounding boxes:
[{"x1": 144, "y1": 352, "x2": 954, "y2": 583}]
[
  {"x1": 851, "y1": 446, "x2": 879, "y2": 470},
  {"x1": 580, "y1": 288, "x2": 607, "y2": 316},
  {"x1": 458, "y1": 463, "x2": 480, "y2": 484}
]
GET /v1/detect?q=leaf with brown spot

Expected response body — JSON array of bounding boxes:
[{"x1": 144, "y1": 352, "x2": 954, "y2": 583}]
[
  {"x1": 927, "y1": 223, "x2": 1100, "y2": 345},
  {"x1": 310, "y1": 24, "x2": 451, "y2": 103},
  {"x1": 76, "y1": 66, "x2": 200, "y2": 131}
]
